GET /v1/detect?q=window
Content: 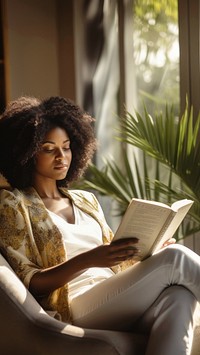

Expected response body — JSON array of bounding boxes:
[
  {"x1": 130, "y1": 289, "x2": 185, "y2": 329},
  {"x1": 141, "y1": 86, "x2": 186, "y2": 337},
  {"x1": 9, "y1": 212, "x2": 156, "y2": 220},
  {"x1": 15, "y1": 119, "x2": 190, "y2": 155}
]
[{"x1": 132, "y1": 0, "x2": 179, "y2": 115}]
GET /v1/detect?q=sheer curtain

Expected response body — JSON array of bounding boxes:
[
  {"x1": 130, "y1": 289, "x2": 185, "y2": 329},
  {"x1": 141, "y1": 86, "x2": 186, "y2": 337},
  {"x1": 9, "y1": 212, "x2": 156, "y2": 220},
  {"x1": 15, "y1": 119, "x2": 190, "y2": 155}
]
[
  {"x1": 74, "y1": 0, "x2": 120, "y2": 158},
  {"x1": 74, "y1": 0, "x2": 122, "y2": 228},
  {"x1": 73, "y1": 0, "x2": 200, "y2": 255}
]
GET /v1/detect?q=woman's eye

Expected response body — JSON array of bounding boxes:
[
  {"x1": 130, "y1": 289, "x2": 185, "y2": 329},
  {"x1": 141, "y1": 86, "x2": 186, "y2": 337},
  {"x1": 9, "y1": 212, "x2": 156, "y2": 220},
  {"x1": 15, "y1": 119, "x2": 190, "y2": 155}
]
[
  {"x1": 42, "y1": 147, "x2": 54, "y2": 153},
  {"x1": 41, "y1": 145, "x2": 70, "y2": 153}
]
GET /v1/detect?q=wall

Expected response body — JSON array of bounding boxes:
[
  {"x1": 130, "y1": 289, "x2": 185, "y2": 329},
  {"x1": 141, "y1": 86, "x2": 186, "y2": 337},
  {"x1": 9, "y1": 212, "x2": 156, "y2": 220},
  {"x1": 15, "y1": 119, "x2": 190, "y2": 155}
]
[{"x1": 3, "y1": 0, "x2": 72, "y2": 101}]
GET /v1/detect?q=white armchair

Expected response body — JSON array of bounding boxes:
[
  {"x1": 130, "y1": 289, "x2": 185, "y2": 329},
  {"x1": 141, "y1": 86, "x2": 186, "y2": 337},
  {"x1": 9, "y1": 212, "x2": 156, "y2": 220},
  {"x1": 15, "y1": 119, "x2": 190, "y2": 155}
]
[
  {"x1": 0, "y1": 253, "x2": 199, "y2": 355},
  {"x1": 0, "y1": 253, "x2": 147, "y2": 355}
]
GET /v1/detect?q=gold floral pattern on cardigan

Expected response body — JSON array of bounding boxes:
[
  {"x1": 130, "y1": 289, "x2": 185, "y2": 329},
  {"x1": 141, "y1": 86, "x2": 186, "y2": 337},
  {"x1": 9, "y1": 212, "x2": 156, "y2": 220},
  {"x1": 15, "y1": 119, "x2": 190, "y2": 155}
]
[{"x1": 0, "y1": 187, "x2": 114, "y2": 322}]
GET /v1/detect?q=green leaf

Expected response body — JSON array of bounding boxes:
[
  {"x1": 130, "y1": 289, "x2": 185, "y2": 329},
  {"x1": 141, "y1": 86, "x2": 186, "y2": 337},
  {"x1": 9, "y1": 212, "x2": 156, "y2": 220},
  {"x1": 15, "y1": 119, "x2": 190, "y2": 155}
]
[{"x1": 80, "y1": 101, "x2": 200, "y2": 239}]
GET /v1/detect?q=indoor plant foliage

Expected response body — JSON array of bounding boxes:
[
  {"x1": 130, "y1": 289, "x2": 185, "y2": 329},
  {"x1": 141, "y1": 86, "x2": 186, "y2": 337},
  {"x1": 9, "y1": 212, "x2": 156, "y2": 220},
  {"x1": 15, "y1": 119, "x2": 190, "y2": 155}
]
[{"x1": 81, "y1": 102, "x2": 200, "y2": 240}]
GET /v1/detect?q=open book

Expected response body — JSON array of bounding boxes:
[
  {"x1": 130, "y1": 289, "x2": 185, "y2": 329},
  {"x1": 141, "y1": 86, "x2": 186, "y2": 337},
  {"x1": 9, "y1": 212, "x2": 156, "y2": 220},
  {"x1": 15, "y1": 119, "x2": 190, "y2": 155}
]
[{"x1": 112, "y1": 198, "x2": 194, "y2": 261}]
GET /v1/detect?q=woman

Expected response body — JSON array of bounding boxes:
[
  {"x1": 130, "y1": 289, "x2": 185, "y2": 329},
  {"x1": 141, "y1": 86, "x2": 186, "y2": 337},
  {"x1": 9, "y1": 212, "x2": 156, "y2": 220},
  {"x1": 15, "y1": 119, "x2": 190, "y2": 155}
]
[{"x1": 0, "y1": 96, "x2": 199, "y2": 355}]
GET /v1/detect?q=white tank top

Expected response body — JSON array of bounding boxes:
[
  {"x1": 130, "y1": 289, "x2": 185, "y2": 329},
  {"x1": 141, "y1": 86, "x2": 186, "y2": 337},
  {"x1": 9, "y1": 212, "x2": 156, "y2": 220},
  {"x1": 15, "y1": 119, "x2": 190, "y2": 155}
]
[{"x1": 47, "y1": 204, "x2": 114, "y2": 300}]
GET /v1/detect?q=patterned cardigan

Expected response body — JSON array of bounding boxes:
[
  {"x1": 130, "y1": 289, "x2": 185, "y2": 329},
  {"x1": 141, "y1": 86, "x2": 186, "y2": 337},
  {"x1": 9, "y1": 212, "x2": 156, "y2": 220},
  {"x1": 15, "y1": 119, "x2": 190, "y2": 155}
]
[{"x1": 0, "y1": 187, "x2": 115, "y2": 322}]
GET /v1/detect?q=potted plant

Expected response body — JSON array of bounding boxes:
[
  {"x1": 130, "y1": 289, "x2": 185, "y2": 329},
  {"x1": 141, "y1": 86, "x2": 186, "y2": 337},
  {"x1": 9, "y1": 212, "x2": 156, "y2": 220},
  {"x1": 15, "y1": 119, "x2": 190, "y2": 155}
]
[{"x1": 79, "y1": 101, "x2": 200, "y2": 241}]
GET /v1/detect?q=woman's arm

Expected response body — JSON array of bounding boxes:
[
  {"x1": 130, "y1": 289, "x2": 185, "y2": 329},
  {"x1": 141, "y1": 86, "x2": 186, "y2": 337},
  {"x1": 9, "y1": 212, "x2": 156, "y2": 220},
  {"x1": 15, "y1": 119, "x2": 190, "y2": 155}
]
[{"x1": 29, "y1": 238, "x2": 139, "y2": 297}]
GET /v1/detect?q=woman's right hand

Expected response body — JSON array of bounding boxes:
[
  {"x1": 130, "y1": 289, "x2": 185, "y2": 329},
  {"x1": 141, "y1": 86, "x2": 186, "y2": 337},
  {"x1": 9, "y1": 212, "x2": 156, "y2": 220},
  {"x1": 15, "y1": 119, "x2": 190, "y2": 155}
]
[
  {"x1": 30, "y1": 238, "x2": 139, "y2": 297},
  {"x1": 84, "y1": 238, "x2": 139, "y2": 268}
]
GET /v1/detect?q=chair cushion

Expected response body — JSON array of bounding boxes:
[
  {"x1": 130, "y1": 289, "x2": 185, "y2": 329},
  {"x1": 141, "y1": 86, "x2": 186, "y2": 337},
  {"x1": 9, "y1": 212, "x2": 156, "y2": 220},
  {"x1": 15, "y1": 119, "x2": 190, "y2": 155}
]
[{"x1": 0, "y1": 253, "x2": 147, "y2": 355}]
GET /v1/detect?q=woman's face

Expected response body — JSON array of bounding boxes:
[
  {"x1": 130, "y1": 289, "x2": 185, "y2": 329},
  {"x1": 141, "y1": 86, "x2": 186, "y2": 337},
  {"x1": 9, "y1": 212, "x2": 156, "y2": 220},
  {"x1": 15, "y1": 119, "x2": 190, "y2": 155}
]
[{"x1": 33, "y1": 127, "x2": 72, "y2": 182}]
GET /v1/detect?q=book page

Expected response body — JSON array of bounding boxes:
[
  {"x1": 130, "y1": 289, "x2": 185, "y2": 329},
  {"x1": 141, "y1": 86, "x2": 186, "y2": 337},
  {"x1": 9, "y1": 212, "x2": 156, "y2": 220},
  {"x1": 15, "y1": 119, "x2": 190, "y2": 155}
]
[
  {"x1": 152, "y1": 200, "x2": 194, "y2": 253},
  {"x1": 113, "y1": 200, "x2": 172, "y2": 259},
  {"x1": 171, "y1": 199, "x2": 193, "y2": 212}
]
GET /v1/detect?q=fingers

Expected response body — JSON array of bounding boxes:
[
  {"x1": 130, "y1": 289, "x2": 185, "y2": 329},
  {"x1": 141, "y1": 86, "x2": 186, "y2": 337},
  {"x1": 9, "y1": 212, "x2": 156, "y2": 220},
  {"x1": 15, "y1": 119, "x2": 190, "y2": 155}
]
[
  {"x1": 109, "y1": 242, "x2": 140, "y2": 261},
  {"x1": 111, "y1": 249, "x2": 140, "y2": 264},
  {"x1": 110, "y1": 238, "x2": 139, "y2": 252},
  {"x1": 87, "y1": 241, "x2": 140, "y2": 268},
  {"x1": 162, "y1": 238, "x2": 176, "y2": 247},
  {"x1": 111, "y1": 237, "x2": 139, "y2": 246}
]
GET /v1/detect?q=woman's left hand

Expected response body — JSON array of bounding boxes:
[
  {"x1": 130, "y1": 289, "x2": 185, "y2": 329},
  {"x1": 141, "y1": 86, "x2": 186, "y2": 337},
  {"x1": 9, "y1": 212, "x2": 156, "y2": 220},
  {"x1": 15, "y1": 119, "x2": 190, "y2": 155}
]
[{"x1": 161, "y1": 238, "x2": 176, "y2": 248}]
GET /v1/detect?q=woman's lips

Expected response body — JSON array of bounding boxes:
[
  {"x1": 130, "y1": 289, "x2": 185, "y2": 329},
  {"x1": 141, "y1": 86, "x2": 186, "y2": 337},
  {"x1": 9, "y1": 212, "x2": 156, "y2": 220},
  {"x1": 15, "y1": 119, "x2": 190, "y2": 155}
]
[{"x1": 54, "y1": 164, "x2": 68, "y2": 170}]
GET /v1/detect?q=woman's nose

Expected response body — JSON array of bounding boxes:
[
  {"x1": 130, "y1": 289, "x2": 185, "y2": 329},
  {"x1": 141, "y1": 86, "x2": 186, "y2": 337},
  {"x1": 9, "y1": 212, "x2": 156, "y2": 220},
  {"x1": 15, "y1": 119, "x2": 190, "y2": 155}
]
[{"x1": 55, "y1": 149, "x2": 65, "y2": 160}]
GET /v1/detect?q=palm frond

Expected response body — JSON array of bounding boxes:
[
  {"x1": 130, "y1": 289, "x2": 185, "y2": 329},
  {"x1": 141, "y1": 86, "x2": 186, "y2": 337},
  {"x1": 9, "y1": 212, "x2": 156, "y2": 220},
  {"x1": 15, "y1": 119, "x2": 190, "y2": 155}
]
[
  {"x1": 118, "y1": 102, "x2": 200, "y2": 199},
  {"x1": 80, "y1": 102, "x2": 200, "y2": 239},
  {"x1": 81, "y1": 151, "x2": 155, "y2": 215}
]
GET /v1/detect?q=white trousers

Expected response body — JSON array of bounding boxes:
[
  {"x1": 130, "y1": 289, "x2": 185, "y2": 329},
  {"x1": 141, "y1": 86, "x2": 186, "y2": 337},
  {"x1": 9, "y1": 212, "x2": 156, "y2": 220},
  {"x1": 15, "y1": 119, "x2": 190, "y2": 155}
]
[{"x1": 71, "y1": 244, "x2": 200, "y2": 355}]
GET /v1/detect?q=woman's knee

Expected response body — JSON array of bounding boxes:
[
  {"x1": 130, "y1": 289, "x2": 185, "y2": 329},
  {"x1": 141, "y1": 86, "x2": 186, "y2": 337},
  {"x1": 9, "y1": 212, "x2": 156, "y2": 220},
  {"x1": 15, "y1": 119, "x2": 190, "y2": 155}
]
[
  {"x1": 154, "y1": 243, "x2": 193, "y2": 265},
  {"x1": 157, "y1": 285, "x2": 197, "y2": 308}
]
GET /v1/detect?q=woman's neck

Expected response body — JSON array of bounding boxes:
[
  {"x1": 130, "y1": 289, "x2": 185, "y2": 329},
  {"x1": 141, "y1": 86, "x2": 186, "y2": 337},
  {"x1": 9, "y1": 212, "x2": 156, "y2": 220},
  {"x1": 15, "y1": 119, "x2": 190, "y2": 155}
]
[{"x1": 33, "y1": 178, "x2": 62, "y2": 199}]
